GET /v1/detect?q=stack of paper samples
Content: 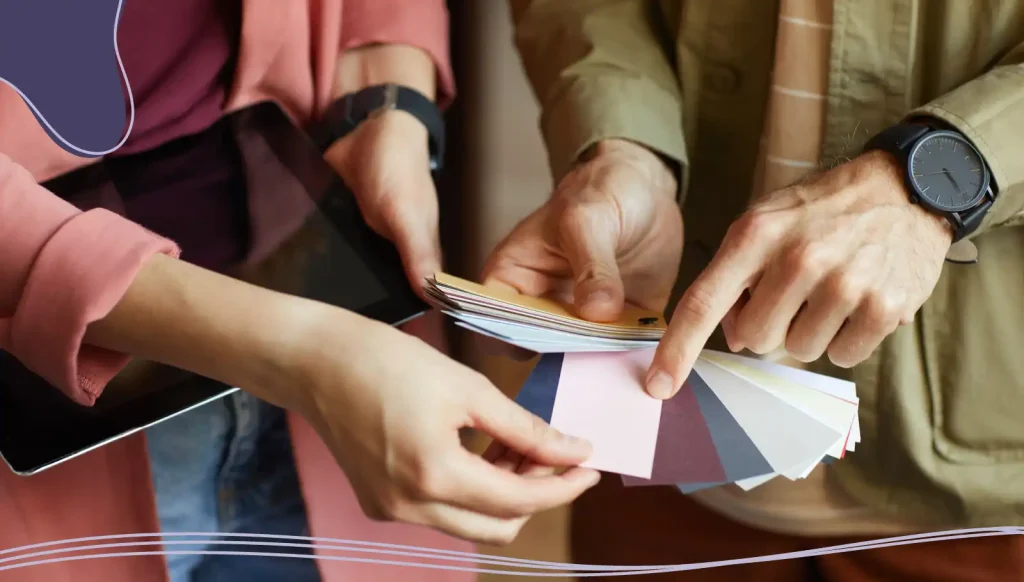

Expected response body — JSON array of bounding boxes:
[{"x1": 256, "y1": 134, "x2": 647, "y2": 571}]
[
  {"x1": 426, "y1": 274, "x2": 859, "y2": 491},
  {"x1": 425, "y1": 273, "x2": 664, "y2": 352}
]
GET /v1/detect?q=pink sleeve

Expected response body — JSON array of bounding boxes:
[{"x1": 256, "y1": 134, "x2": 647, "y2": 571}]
[
  {"x1": 0, "y1": 155, "x2": 180, "y2": 407},
  {"x1": 341, "y1": 0, "x2": 456, "y2": 109}
]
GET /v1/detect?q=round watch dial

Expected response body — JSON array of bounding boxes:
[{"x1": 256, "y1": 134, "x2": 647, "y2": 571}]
[{"x1": 908, "y1": 131, "x2": 988, "y2": 212}]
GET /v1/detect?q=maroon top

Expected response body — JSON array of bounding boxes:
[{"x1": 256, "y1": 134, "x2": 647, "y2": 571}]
[
  {"x1": 114, "y1": 0, "x2": 240, "y2": 155},
  {"x1": 103, "y1": 1, "x2": 249, "y2": 270}
]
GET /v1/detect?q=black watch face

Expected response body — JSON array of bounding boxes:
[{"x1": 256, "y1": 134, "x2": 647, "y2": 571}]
[{"x1": 908, "y1": 131, "x2": 989, "y2": 212}]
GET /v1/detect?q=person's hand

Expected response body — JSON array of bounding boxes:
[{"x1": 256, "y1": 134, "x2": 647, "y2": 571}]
[
  {"x1": 283, "y1": 304, "x2": 601, "y2": 545},
  {"x1": 324, "y1": 110, "x2": 440, "y2": 298},
  {"x1": 482, "y1": 139, "x2": 683, "y2": 323},
  {"x1": 85, "y1": 229, "x2": 592, "y2": 546},
  {"x1": 645, "y1": 150, "x2": 953, "y2": 399}
]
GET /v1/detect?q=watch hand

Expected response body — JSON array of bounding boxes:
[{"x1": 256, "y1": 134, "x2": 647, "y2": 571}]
[{"x1": 942, "y1": 168, "x2": 961, "y2": 190}]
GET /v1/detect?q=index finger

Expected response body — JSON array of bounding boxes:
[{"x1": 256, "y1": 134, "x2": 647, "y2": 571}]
[{"x1": 646, "y1": 220, "x2": 776, "y2": 398}]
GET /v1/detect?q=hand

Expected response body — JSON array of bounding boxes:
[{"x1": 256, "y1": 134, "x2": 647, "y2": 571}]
[
  {"x1": 482, "y1": 139, "x2": 683, "y2": 322},
  {"x1": 286, "y1": 305, "x2": 601, "y2": 545},
  {"x1": 645, "y1": 150, "x2": 953, "y2": 399},
  {"x1": 325, "y1": 110, "x2": 440, "y2": 297},
  {"x1": 87, "y1": 236, "x2": 594, "y2": 546}
]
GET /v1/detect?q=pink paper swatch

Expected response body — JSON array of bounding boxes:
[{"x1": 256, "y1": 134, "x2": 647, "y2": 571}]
[{"x1": 549, "y1": 349, "x2": 662, "y2": 478}]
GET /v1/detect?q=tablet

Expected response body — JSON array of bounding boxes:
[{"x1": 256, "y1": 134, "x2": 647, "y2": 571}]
[{"x1": 0, "y1": 101, "x2": 429, "y2": 476}]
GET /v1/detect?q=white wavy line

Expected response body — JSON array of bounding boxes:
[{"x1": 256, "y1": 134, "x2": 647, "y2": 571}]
[
  {"x1": 0, "y1": 540, "x2": 588, "y2": 572},
  {"x1": 0, "y1": 0, "x2": 134, "y2": 156},
  {"x1": 0, "y1": 532, "x2": 588, "y2": 570},
  {"x1": 2, "y1": 534, "x2": 1020, "y2": 579},
  {"x1": 0, "y1": 529, "x2": 1021, "y2": 576}
]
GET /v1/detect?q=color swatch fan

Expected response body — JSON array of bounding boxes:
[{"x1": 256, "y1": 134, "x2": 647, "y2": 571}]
[
  {"x1": 516, "y1": 349, "x2": 859, "y2": 491},
  {"x1": 427, "y1": 273, "x2": 860, "y2": 491}
]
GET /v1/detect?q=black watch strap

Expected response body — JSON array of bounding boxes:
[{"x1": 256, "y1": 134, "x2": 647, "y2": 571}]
[
  {"x1": 310, "y1": 84, "x2": 446, "y2": 172},
  {"x1": 862, "y1": 123, "x2": 930, "y2": 160},
  {"x1": 863, "y1": 121, "x2": 995, "y2": 245},
  {"x1": 956, "y1": 196, "x2": 995, "y2": 239}
]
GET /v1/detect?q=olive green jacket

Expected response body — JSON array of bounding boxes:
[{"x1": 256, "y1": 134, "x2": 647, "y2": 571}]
[{"x1": 511, "y1": 0, "x2": 1024, "y2": 528}]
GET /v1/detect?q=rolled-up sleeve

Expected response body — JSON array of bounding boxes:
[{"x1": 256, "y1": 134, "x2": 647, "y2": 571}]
[
  {"x1": 509, "y1": 0, "x2": 687, "y2": 184},
  {"x1": 909, "y1": 44, "x2": 1024, "y2": 238},
  {"x1": 0, "y1": 155, "x2": 179, "y2": 406}
]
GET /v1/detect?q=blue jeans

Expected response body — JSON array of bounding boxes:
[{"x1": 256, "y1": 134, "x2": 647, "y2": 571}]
[{"x1": 145, "y1": 391, "x2": 322, "y2": 582}]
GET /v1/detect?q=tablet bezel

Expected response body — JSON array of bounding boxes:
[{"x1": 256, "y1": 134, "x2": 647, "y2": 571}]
[{"x1": 0, "y1": 101, "x2": 429, "y2": 476}]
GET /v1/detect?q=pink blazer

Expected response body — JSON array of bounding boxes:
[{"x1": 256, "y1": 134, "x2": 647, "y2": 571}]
[{"x1": 0, "y1": 1, "x2": 476, "y2": 581}]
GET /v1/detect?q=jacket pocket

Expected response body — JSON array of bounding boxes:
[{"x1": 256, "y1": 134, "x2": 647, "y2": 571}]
[{"x1": 921, "y1": 226, "x2": 1024, "y2": 464}]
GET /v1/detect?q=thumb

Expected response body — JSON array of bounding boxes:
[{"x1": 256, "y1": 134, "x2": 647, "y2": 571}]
[
  {"x1": 386, "y1": 194, "x2": 443, "y2": 294},
  {"x1": 470, "y1": 386, "x2": 593, "y2": 467},
  {"x1": 559, "y1": 207, "x2": 625, "y2": 323}
]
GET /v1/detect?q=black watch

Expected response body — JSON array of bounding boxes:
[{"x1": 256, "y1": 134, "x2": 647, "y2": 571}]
[
  {"x1": 310, "y1": 83, "x2": 446, "y2": 173},
  {"x1": 863, "y1": 122, "x2": 997, "y2": 243}
]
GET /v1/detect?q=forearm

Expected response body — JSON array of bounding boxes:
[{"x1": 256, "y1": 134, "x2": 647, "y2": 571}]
[
  {"x1": 333, "y1": 44, "x2": 437, "y2": 102},
  {"x1": 337, "y1": 0, "x2": 453, "y2": 107},
  {"x1": 83, "y1": 253, "x2": 363, "y2": 412}
]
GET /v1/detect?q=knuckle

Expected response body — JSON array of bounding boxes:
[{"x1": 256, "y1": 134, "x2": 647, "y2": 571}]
[
  {"x1": 488, "y1": 523, "x2": 525, "y2": 547},
  {"x1": 554, "y1": 203, "x2": 584, "y2": 234},
  {"x1": 730, "y1": 210, "x2": 783, "y2": 247},
  {"x1": 823, "y1": 274, "x2": 864, "y2": 309},
  {"x1": 574, "y1": 261, "x2": 617, "y2": 288},
  {"x1": 862, "y1": 293, "x2": 903, "y2": 331},
  {"x1": 417, "y1": 469, "x2": 452, "y2": 501},
  {"x1": 405, "y1": 457, "x2": 452, "y2": 501},
  {"x1": 528, "y1": 414, "x2": 555, "y2": 449},
  {"x1": 734, "y1": 318, "x2": 770, "y2": 353},
  {"x1": 495, "y1": 530, "x2": 519, "y2": 547},
  {"x1": 556, "y1": 200, "x2": 604, "y2": 234},
  {"x1": 678, "y1": 284, "x2": 716, "y2": 322},
  {"x1": 783, "y1": 242, "x2": 831, "y2": 280}
]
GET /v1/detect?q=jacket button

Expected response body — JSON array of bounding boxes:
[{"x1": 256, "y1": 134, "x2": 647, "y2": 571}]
[{"x1": 706, "y1": 65, "x2": 741, "y2": 93}]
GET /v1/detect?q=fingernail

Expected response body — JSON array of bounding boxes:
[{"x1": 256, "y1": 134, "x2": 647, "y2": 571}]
[
  {"x1": 585, "y1": 290, "x2": 613, "y2": 305},
  {"x1": 646, "y1": 371, "x2": 676, "y2": 400},
  {"x1": 562, "y1": 432, "x2": 592, "y2": 451}
]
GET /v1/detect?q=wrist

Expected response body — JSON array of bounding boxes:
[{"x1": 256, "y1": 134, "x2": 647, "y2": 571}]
[
  {"x1": 273, "y1": 301, "x2": 391, "y2": 420},
  {"x1": 334, "y1": 44, "x2": 436, "y2": 102},
  {"x1": 260, "y1": 297, "x2": 371, "y2": 413},
  {"x1": 864, "y1": 149, "x2": 955, "y2": 244},
  {"x1": 582, "y1": 139, "x2": 679, "y2": 196},
  {"x1": 85, "y1": 254, "x2": 329, "y2": 412}
]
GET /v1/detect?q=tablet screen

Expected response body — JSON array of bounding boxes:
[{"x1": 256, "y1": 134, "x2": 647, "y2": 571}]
[{"x1": 0, "y1": 101, "x2": 428, "y2": 474}]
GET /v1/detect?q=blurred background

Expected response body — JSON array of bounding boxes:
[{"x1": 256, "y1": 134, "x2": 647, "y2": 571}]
[{"x1": 437, "y1": 2, "x2": 574, "y2": 579}]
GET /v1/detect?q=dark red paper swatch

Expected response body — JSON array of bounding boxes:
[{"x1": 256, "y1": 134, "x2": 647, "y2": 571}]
[{"x1": 620, "y1": 378, "x2": 726, "y2": 486}]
